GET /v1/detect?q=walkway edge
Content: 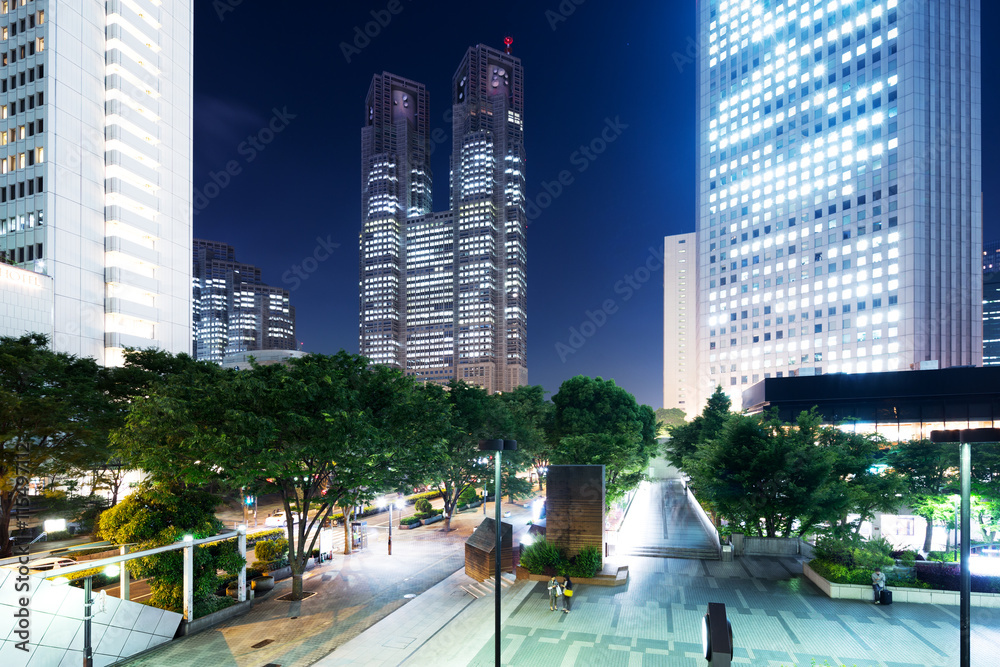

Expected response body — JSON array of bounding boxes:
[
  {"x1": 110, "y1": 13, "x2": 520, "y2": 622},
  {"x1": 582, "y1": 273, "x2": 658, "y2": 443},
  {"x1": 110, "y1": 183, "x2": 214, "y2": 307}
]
[{"x1": 312, "y1": 568, "x2": 533, "y2": 666}]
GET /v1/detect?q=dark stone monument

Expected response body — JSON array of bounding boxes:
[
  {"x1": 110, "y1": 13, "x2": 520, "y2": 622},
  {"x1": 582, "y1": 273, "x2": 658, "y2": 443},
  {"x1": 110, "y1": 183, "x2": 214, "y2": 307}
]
[
  {"x1": 465, "y1": 517, "x2": 512, "y2": 582},
  {"x1": 546, "y1": 465, "x2": 605, "y2": 558}
]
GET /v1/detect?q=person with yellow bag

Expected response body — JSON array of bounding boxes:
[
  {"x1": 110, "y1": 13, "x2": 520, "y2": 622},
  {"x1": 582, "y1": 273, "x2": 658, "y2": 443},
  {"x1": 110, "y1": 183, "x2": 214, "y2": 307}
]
[{"x1": 562, "y1": 576, "x2": 574, "y2": 613}]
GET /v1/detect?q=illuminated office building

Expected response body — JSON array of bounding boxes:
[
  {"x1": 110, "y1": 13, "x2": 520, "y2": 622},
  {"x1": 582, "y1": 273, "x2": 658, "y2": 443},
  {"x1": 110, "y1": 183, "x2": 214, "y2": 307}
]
[
  {"x1": 0, "y1": 1, "x2": 193, "y2": 364},
  {"x1": 360, "y1": 43, "x2": 527, "y2": 393},
  {"x1": 192, "y1": 239, "x2": 295, "y2": 364},
  {"x1": 663, "y1": 233, "x2": 697, "y2": 413},
  {"x1": 984, "y1": 240, "x2": 1000, "y2": 366},
  {"x1": 695, "y1": 0, "x2": 981, "y2": 407}
]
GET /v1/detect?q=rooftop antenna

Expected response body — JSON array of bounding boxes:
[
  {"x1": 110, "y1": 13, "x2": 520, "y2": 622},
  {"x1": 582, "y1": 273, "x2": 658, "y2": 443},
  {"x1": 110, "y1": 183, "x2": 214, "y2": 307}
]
[{"x1": 504, "y1": 36, "x2": 513, "y2": 55}]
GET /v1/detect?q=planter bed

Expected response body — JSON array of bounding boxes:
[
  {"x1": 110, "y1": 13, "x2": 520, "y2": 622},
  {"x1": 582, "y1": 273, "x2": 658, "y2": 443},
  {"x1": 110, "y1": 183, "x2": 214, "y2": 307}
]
[
  {"x1": 421, "y1": 514, "x2": 444, "y2": 525},
  {"x1": 803, "y1": 561, "x2": 1000, "y2": 608},
  {"x1": 398, "y1": 521, "x2": 421, "y2": 530},
  {"x1": 515, "y1": 565, "x2": 629, "y2": 587}
]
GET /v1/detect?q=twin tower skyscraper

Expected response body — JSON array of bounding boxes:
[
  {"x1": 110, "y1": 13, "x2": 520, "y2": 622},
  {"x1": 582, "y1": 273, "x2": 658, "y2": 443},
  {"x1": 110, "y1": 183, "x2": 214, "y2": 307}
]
[{"x1": 360, "y1": 43, "x2": 528, "y2": 393}]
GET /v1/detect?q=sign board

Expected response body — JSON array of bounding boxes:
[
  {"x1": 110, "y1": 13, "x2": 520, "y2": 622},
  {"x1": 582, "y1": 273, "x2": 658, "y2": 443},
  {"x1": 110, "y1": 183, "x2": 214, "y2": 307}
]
[{"x1": 1, "y1": 264, "x2": 43, "y2": 288}]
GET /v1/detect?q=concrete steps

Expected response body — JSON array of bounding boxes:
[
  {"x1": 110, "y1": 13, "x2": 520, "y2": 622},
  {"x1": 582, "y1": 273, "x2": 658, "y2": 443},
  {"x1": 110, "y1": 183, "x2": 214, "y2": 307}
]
[
  {"x1": 622, "y1": 545, "x2": 720, "y2": 560},
  {"x1": 460, "y1": 573, "x2": 516, "y2": 599}
]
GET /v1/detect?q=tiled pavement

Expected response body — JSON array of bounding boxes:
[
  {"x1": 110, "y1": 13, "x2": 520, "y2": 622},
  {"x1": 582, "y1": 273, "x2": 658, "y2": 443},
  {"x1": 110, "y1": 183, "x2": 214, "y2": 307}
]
[{"x1": 456, "y1": 554, "x2": 1000, "y2": 666}]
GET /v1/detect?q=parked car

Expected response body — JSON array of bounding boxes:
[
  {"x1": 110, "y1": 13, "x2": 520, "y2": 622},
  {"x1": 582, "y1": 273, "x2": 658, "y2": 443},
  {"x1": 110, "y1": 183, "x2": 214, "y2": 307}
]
[{"x1": 264, "y1": 511, "x2": 288, "y2": 527}]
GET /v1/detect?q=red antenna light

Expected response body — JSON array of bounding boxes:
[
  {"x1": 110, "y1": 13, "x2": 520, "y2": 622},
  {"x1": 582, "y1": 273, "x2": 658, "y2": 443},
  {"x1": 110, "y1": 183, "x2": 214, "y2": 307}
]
[{"x1": 504, "y1": 36, "x2": 513, "y2": 54}]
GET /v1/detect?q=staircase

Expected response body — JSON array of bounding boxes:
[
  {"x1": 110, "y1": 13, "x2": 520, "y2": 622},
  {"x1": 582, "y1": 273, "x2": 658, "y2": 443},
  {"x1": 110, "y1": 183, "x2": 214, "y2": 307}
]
[
  {"x1": 460, "y1": 572, "x2": 517, "y2": 599},
  {"x1": 621, "y1": 545, "x2": 720, "y2": 560}
]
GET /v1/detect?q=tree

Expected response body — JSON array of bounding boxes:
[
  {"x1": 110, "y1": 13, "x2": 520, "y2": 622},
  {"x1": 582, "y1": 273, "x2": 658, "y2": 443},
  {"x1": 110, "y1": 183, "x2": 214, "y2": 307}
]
[
  {"x1": 0, "y1": 334, "x2": 111, "y2": 556},
  {"x1": 664, "y1": 386, "x2": 731, "y2": 473},
  {"x1": 97, "y1": 482, "x2": 243, "y2": 613},
  {"x1": 418, "y1": 381, "x2": 513, "y2": 532},
  {"x1": 887, "y1": 439, "x2": 958, "y2": 551},
  {"x1": 549, "y1": 376, "x2": 659, "y2": 504},
  {"x1": 690, "y1": 410, "x2": 835, "y2": 537},
  {"x1": 115, "y1": 351, "x2": 437, "y2": 600},
  {"x1": 804, "y1": 427, "x2": 905, "y2": 538},
  {"x1": 499, "y1": 385, "x2": 552, "y2": 491},
  {"x1": 654, "y1": 407, "x2": 687, "y2": 436}
]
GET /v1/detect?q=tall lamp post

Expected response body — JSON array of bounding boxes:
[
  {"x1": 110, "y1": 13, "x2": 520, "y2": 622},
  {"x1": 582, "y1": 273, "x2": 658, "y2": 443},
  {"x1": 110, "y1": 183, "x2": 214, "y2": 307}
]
[
  {"x1": 478, "y1": 438, "x2": 516, "y2": 667},
  {"x1": 378, "y1": 497, "x2": 405, "y2": 555},
  {"x1": 930, "y1": 427, "x2": 1000, "y2": 667}
]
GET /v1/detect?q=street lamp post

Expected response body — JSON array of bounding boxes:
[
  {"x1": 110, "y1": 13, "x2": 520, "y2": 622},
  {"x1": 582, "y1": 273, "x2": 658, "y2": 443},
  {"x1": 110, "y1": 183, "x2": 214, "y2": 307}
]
[
  {"x1": 479, "y1": 438, "x2": 516, "y2": 667},
  {"x1": 930, "y1": 427, "x2": 1000, "y2": 667},
  {"x1": 378, "y1": 497, "x2": 404, "y2": 555}
]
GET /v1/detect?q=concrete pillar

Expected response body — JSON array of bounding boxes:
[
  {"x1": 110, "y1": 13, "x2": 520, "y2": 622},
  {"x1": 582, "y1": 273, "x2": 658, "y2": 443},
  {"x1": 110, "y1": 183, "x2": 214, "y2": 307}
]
[
  {"x1": 119, "y1": 545, "x2": 129, "y2": 601},
  {"x1": 182, "y1": 541, "x2": 194, "y2": 621},
  {"x1": 238, "y1": 528, "x2": 247, "y2": 602}
]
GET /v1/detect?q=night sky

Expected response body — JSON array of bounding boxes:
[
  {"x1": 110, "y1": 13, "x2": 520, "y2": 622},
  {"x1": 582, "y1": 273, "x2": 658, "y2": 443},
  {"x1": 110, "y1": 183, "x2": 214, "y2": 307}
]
[{"x1": 193, "y1": 1, "x2": 999, "y2": 411}]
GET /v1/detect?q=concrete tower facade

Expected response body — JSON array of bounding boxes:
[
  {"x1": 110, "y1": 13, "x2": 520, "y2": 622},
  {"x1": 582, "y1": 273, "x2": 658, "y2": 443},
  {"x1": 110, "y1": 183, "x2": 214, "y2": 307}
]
[{"x1": 0, "y1": 0, "x2": 193, "y2": 365}]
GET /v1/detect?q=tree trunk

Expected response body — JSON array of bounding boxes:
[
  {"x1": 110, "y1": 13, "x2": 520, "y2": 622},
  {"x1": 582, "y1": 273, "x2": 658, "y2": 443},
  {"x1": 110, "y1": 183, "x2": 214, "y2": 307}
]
[
  {"x1": 0, "y1": 491, "x2": 14, "y2": 558},
  {"x1": 341, "y1": 506, "x2": 353, "y2": 555},
  {"x1": 535, "y1": 465, "x2": 545, "y2": 491},
  {"x1": 290, "y1": 567, "x2": 304, "y2": 599},
  {"x1": 923, "y1": 517, "x2": 934, "y2": 552}
]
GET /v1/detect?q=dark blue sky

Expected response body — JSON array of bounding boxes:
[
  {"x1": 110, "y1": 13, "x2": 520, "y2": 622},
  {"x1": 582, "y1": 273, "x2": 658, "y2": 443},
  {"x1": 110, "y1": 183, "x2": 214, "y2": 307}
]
[{"x1": 193, "y1": 1, "x2": 998, "y2": 411}]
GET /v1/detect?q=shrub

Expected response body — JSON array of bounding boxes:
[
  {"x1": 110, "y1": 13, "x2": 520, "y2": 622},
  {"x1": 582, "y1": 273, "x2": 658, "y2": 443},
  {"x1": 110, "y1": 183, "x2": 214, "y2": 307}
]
[
  {"x1": 400, "y1": 516, "x2": 421, "y2": 526},
  {"x1": 568, "y1": 546, "x2": 603, "y2": 578},
  {"x1": 520, "y1": 538, "x2": 563, "y2": 575},
  {"x1": 414, "y1": 498, "x2": 433, "y2": 514},
  {"x1": 254, "y1": 538, "x2": 288, "y2": 563},
  {"x1": 814, "y1": 536, "x2": 856, "y2": 567},
  {"x1": 458, "y1": 485, "x2": 479, "y2": 506}
]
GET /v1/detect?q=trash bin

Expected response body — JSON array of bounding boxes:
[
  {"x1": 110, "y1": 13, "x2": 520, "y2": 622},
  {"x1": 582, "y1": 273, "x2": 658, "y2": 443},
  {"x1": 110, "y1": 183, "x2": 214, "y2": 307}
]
[{"x1": 721, "y1": 544, "x2": 734, "y2": 562}]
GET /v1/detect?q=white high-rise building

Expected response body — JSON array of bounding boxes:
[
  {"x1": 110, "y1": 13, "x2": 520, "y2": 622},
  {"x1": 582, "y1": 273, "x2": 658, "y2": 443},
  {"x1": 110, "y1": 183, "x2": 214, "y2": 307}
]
[
  {"x1": 663, "y1": 233, "x2": 696, "y2": 414},
  {"x1": 695, "y1": 0, "x2": 981, "y2": 407},
  {"x1": 0, "y1": 0, "x2": 193, "y2": 365}
]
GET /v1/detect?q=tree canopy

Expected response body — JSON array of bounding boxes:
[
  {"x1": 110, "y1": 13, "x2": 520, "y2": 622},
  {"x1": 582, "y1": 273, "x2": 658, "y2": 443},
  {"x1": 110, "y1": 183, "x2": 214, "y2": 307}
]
[{"x1": 549, "y1": 376, "x2": 658, "y2": 504}]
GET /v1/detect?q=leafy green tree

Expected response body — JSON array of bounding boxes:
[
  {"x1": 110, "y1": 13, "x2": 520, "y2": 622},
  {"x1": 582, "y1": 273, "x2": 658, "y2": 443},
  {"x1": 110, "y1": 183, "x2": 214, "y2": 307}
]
[
  {"x1": 664, "y1": 386, "x2": 732, "y2": 473},
  {"x1": 654, "y1": 407, "x2": 687, "y2": 436},
  {"x1": 0, "y1": 334, "x2": 113, "y2": 556},
  {"x1": 887, "y1": 439, "x2": 958, "y2": 551},
  {"x1": 806, "y1": 428, "x2": 905, "y2": 538},
  {"x1": 421, "y1": 381, "x2": 511, "y2": 531},
  {"x1": 97, "y1": 482, "x2": 243, "y2": 613},
  {"x1": 549, "y1": 376, "x2": 659, "y2": 504},
  {"x1": 691, "y1": 410, "x2": 835, "y2": 537},
  {"x1": 116, "y1": 351, "x2": 438, "y2": 599},
  {"x1": 499, "y1": 385, "x2": 552, "y2": 491}
]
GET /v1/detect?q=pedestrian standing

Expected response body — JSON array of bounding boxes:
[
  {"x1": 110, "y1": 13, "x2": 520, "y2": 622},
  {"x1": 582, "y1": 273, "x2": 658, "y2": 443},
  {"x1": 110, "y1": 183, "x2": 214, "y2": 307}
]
[
  {"x1": 547, "y1": 576, "x2": 561, "y2": 611},
  {"x1": 562, "y1": 576, "x2": 574, "y2": 613}
]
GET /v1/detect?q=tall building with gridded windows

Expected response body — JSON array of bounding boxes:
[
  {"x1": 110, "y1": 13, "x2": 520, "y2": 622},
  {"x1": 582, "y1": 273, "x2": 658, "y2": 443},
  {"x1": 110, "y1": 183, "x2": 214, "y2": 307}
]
[
  {"x1": 0, "y1": 0, "x2": 193, "y2": 366},
  {"x1": 360, "y1": 43, "x2": 527, "y2": 393},
  {"x1": 695, "y1": 0, "x2": 981, "y2": 409},
  {"x1": 192, "y1": 239, "x2": 295, "y2": 365}
]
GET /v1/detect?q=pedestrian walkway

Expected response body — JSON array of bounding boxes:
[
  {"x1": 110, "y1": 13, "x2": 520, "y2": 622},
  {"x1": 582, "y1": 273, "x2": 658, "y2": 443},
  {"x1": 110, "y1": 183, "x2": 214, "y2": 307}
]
[
  {"x1": 617, "y1": 479, "x2": 720, "y2": 559},
  {"x1": 463, "y1": 557, "x2": 1000, "y2": 666}
]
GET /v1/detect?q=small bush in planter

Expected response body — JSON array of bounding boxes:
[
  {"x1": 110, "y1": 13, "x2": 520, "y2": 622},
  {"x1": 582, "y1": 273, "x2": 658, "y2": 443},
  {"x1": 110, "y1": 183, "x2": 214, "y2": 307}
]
[
  {"x1": 414, "y1": 498, "x2": 433, "y2": 514},
  {"x1": 458, "y1": 485, "x2": 479, "y2": 506},
  {"x1": 568, "y1": 546, "x2": 603, "y2": 578},
  {"x1": 520, "y1": 538, "x2": 563, "y2": 575},
  {"x1": 255, "y1": 538, "x2": 288, "y2": 563},
  {"x1": 400, "y1": 516, "x2": 422, "y2": 526}
]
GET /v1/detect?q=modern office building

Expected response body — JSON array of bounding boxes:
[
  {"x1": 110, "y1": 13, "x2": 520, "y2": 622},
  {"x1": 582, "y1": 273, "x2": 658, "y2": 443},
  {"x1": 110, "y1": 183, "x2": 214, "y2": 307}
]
[
  {"x1": 663, "y1": 233, "x2": 697, "y2": 413},
  {"x1": 360, "y1": 42, "x2": 527, "y2": 393},
  {"x1": 694, "y1": 0, "x2": 981, "y2": 408},
  {"x1": 192, "y1": 239, "x2": 295, "y2": 364},
  {"x1": 0, "y1": 1, "x2": 193, "y2": 365},
  {"x1": 984, "y1": 240, "x2": 1000, "y2": 366}
]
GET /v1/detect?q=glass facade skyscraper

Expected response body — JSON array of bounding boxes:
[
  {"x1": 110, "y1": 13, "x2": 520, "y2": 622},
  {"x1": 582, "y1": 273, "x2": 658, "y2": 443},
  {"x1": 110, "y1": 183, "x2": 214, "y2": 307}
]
[
  {"x1": 695, "y1": 0, "x2": 981, "y2": 408},
  {"x1": 360, "y1": 43, "x2": 527, "y2": 393}
]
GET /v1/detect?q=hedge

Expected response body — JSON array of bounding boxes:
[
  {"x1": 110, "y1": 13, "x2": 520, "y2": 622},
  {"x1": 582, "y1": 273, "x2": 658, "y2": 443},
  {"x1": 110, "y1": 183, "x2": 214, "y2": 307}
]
[{"x1": 520, "y1": 539, "x2": 602, "y2": 578}]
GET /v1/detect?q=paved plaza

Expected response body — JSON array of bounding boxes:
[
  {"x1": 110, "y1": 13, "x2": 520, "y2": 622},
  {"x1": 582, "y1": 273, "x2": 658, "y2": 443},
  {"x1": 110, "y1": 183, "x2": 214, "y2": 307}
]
[{"x1": 121, "y1": 480, "x2": 1000, "y2": 666}]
